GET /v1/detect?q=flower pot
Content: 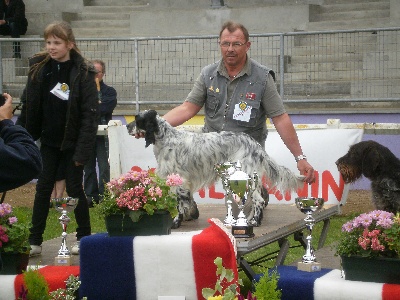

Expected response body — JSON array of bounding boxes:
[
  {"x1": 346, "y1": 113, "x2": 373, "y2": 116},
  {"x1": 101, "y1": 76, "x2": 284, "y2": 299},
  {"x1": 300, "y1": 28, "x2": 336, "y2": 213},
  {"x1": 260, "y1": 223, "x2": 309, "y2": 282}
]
[
  {"x1": 105, "y1": 210, "x2": 173, "y2": 237},
  {"x1": 0, "y1": 252, "x2": 29, "y2": 275},
  {"x1": 341, "y1": 255, "x2": 400, "y2": 284}
]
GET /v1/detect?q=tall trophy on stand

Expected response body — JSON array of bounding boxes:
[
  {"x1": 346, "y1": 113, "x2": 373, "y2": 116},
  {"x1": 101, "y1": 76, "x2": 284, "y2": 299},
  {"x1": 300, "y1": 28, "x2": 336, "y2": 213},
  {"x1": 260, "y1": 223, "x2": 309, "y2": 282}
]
[
  {"x1": 295, "y1": 197, "x2": 325, "y2": 272},
  {"x1": 215, "y1": 162, "x2": 236, "y2": 226},
  {"x1": 215, "y1": 160, "x2": 257, "y2": 238},
  {"x1": 52, "y1": 197, "x2": 78, "y2": 266},
  {"x1": 228, "y1": 161, "x2": 257, "y2": 238}
]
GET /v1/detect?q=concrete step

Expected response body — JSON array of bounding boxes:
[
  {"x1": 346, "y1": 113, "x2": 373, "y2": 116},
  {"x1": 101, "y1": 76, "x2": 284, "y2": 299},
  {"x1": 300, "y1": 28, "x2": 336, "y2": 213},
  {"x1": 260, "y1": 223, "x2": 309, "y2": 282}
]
[
  {"x1": 81, "y1": 5, "x2": 147, "y2": 13},
  {"x1": 1, "y1": 36, "x2": 41, "y2": 59},
  {"x1": 73, "y1": 27, "x2": 131, "y2": 38},
  {"x1": 312, "y1": 9, "x2": 389, "y2": 22},
  {"x1": 307, "y1": 17, "x2": 391, "y2": 31},
  {"x1": 74, "y1": 12, "x2": 131, "y2": 21},
  {"x1": 289, "y1": 44, "x2": 377, "y2": 56},
  {"x1": 322, "y1": 0, "x2": 389, "y2": 5},
  {"x1": 281, "y1": 81, "x2": 351, "y2": 96},
  {"x1": 71, "y1": 19, "x2": 130, "y2": 29},
  {"x1": 3, "y1": 83, "x2": 25, "y2": 98},
  {"x1": 284, "y1": 70, "x2": 359, "y2": 82},
  {"x1": 317, "y1": 1, "x2": 390, "y2": 14},
  {"x1": 286, "y1": 65, "x2": 399, "y2": 81},
  {"x1": 290, "y1": 53, "x2": 363, "y2": 64},
  {"x1": 77, "y1": 42, "x2": 110, "y2": 52},
  {"x1": 88, "y1": 0, "x2": 147, "y2": 6},
  {"x1": 292, "y1": 34, "x2": 378, "y2": 47},
  {"x1": 287, "y1": 61, "x2": 363, "y2": 73}
]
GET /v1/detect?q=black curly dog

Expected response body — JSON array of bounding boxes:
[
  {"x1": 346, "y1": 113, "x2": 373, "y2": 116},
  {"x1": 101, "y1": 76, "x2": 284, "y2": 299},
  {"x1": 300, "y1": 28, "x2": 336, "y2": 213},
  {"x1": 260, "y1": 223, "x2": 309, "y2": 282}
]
[{"x1": 336, "y1": 140, "x2": 400, "y2": 213}]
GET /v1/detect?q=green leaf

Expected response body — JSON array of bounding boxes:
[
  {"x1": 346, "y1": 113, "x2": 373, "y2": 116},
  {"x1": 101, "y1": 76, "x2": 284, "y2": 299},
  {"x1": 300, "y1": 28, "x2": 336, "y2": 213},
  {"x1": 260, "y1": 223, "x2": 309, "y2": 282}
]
[
  {"x1": 128, "y1": 210, "x2": 144, "y2": 222},
  {"x1": 202, "y1": 288, "x2": 215, "y2": 299}
]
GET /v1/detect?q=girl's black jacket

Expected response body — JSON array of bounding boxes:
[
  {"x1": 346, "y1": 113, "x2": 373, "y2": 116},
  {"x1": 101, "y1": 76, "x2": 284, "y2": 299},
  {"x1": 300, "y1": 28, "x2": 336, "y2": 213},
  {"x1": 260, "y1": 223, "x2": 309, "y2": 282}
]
[{"x1": 16, "y1": 51, "x2": 99, "y2": 165}]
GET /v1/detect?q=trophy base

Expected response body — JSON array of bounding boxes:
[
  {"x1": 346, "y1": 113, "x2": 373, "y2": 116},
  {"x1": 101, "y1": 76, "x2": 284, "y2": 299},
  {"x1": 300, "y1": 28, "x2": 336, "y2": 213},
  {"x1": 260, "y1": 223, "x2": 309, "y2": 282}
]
[
  {"x1": 231, "y1": 225, "x2": 255, "y2": 238},
  {"x1": 55, "y1": 255, "x2": 73, "y2": 266},
  {"x1": 297, "y1": 261, "x2": 321, "y2": 272}
]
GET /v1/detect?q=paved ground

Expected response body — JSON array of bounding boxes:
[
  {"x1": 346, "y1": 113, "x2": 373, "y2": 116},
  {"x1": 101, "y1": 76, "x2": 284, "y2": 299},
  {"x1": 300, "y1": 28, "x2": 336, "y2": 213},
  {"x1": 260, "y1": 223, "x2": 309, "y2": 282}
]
[{"x1": 28, "y1": 203, "x2": 342, "y2": 270}]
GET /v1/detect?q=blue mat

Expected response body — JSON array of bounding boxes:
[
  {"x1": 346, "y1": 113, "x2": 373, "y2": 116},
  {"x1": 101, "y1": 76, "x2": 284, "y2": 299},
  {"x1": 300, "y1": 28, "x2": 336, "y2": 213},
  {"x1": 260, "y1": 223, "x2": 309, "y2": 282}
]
[
  {"x1": 79, "y1": 233, "x2": 136, "y2": 299},
  {"x1": 254, "y1": 265, "x2": 332, "y2": 300}
]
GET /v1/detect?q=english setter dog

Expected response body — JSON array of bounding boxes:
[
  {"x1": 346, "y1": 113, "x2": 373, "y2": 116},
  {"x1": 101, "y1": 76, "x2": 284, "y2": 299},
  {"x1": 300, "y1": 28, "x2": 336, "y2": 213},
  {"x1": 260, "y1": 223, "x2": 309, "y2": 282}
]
[
  {"x1": 128, "y1": 110, "x2": 304, "y2": 228},
  {"x1": 336, "y1": 140, "x2": 400, "y2": 213}
]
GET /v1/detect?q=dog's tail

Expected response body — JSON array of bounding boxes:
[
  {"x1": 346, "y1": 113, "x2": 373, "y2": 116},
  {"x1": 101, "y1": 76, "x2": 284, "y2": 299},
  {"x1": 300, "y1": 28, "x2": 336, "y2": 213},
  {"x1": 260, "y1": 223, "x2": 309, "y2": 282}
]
[{"x1": 261, "y1": 156, "x2": 304, "y2": 193}]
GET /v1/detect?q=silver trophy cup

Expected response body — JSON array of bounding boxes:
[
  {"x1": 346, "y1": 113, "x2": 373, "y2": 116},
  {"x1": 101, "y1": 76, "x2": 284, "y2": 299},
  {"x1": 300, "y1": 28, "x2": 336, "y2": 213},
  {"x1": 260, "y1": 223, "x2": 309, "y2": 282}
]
[
  {"x1": 295, "y1": 197, "x2": 325, "y2": 272},
  {"x1": 52, "y1": 197, "x2": 78, "y2": 265},
  {"x1": 215, "y1": 162, "x2": 236, "y2": 225},
  {"x1": 216, "y1": 160, "x2": 257, "y2": 237}
]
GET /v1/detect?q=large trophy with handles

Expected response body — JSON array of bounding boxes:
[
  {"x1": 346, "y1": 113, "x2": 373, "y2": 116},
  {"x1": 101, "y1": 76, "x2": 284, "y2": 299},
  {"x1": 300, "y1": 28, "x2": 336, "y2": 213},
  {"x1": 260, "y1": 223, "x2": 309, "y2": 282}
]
[
  {"x1": 214, "y1": 162, "x2": 236, "y2": 225},
  {"x1": 215, "y1": 160, "x2": 257, "y2": 238},
  {"x1": 295, "y1": 197, "x2": 325, "y2": 272},
  {"x1": 51, "y1": 197, "x2": 79, "y2": 266}
]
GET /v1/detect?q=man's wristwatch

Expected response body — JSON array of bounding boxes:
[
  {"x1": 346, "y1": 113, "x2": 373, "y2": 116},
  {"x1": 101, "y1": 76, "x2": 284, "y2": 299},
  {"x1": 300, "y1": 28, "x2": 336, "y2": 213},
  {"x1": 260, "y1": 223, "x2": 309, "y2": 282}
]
[{"x1": 295, "y1": 154, "x2": 307, "y2": 162}]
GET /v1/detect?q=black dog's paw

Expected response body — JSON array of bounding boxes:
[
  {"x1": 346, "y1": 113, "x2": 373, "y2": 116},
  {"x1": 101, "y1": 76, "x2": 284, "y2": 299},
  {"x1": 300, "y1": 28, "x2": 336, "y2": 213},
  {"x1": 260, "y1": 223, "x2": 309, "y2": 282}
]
[
  {"x1": 248, "y1": 218, "x2": 260, "y2": 227},
  {"x1": 189, "y1": 201, "x2": 200, "y2": 220},
  {"x1": 172, "y1": 213, "x2": 183, "y2": 229},
  {"x1": 183, "y1": 201, "x2": 200, "y2": 221},
  {"x1": 249, "y1": 209, "x2": 264, "y2": 227}
]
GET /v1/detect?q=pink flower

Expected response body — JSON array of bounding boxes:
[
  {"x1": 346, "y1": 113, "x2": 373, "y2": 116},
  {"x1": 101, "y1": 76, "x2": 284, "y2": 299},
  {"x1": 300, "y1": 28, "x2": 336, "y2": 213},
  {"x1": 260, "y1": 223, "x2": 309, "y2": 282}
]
[
  {"x1": 342, "y1": 221, "x2": 353, "y2": 232},
  {"x1": 166, "y1": 173, "x2": 184, "y2": 186},
  {"x1": 339, "y1": 210, "x2": 399, "y2": 258},
  {"x1": 376, "y1": 217, "x2": 393, "y2": 229},
  {"x1": 8, "y1": 216, "x2": 18, "y2": 225},
  {"x1": 103, "y1": 168, "x2": 183, "y2": 218},
  {"x1": 358, "y1": 213, "x2": 373, "y2": 227},
  {"x1": 358, "y1": 238, "x2": 369, "y2": 250},
  {"x1": 0, "y1": 225, "x2": 9, "y2": 247},
  {"x1": 0, "y1": 203, "x2": 12, "y2": 217},
  {"x1": 368, "y1": 229, "x2": 380, "y2": 238},
  {"x1": 371, "y1": 237, "x2": 385, "y2": 251}
]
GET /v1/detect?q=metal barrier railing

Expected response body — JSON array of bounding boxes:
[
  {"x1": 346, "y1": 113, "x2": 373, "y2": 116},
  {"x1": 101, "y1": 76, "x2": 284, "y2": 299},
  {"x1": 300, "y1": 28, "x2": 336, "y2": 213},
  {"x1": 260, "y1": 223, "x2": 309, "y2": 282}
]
[{"x1": 1, "y1": 27, "x2": 399, "y2": 114}]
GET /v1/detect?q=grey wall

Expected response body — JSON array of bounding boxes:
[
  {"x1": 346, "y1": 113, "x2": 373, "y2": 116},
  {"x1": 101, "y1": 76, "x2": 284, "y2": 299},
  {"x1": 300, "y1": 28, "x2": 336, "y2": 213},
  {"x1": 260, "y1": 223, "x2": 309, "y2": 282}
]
[{"x1": 25, "y1": 0, "x2": 400, "y2": 37}]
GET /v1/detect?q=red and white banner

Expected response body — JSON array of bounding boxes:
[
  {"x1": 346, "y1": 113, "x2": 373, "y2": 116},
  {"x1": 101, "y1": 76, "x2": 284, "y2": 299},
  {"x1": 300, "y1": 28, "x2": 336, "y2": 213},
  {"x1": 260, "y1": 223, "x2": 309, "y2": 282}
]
[
  {"x1": 79, "y1": 219, "x2": 238, "y2": 299},
  {"x1": 108, "y1": 122, "x2": 363, "y2": 205}
]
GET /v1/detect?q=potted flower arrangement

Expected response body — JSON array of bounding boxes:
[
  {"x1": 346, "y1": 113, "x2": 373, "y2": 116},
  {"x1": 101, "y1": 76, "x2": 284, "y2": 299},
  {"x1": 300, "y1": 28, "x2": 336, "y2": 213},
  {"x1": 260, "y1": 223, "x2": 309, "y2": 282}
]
[
  {"x1": 0, "y1": 202, "x2": 31, "y2": 274},
  {"x1": 95, "y1": 168, "x2": 183, "y2": 236},
  {"x1": 336, "y1": 210, "x2": 400, "y2": 283}
]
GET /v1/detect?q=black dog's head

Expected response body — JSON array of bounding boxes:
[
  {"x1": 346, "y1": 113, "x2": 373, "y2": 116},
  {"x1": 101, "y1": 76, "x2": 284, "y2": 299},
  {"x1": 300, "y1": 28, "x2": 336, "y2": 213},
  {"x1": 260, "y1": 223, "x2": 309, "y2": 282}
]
[
  {"x1": 126, "y1": 110, "x2": 159, "y2": 148},
  {"x1": 336, "y1": 140, "x2": 395, "y2": 182}
]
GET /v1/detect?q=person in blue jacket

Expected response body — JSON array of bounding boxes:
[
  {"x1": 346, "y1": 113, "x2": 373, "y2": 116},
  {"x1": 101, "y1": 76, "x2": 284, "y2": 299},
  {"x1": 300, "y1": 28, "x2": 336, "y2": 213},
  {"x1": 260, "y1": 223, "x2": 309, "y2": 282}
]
[
  {"x1": 84, "y1": 59, "x2": 117, "y2": 206},
  {"x1": 0, "y1": 92, "x2": 42, "y2": 272},
  {"x1": 0, "y1": 92, "x2": 42, "y2": 192}
]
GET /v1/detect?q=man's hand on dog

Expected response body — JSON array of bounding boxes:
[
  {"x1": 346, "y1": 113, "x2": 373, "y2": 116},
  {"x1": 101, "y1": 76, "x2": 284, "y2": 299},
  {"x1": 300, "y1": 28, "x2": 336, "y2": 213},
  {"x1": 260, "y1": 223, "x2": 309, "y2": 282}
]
[{"x1": 298, "y1": 159, "x2": 315, "y2": 184}]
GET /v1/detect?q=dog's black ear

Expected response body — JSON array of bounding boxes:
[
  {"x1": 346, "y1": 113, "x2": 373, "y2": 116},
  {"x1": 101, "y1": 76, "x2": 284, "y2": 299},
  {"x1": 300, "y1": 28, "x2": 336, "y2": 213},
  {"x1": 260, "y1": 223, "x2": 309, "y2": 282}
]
[
  {"x1": 362, "y1": 148, "x2": 381, "y2": 178},
  {"x1": 126, "y1": 121, "x2": 136, "y2": 135},
  {"x1": 143, "y1": 110, "x2": 159, "y2": 148}
]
